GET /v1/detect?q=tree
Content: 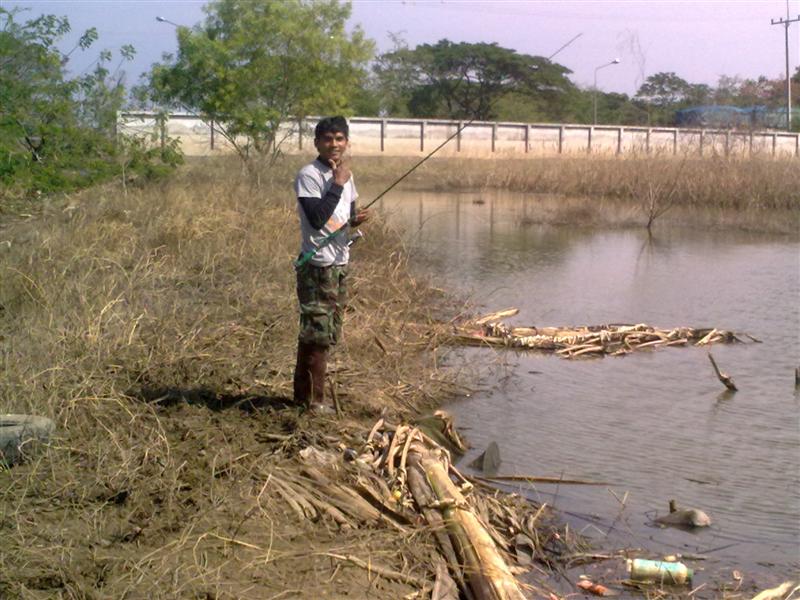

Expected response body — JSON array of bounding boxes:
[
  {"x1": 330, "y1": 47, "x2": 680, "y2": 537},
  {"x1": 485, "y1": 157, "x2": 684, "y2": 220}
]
[
  {"x1": 712, "y1": 75, "x2": 745, "y2": 105},
  {"x1": 374, "y1": 39, "x2": 575, "y2": 121},
  {"x1": 685, "y1": 83, "x2": 712, "y2": 106},
  {"x1": 0, "y1": 8, "x2": 173, "y2": 202},
  {"x1": 736, "y1": 76, "x2": 777, "y2": 106},
  {"x1": 593, "y1": 92, "x2": 651, "y2": 126},
  {"x1": 148, "y1": 0, "x2": 373, "y2": 177},
  {"x1": 635, "y1": 72, "x2": 702, "y2": 125},
  {"x1": 1, "y1": 10, "x2": 74, "y2": 177},
  {"x1": 635, "y1": 72, "x2": 692, "y2": 108}
]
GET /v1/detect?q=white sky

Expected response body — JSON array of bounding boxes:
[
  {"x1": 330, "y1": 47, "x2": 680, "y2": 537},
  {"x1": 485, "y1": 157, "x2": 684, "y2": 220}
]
[{"x1": 6, "y1": 0, "x2": 800, "y2": 96}]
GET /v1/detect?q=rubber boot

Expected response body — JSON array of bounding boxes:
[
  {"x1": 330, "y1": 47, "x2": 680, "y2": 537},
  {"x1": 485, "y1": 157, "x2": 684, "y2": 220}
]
[
  {"x1": 293, "y1": 341, "x2": 314, "y2": 406},
  {"x1": 307, "y1": 345, "x2": 333, "y2": 414},
  {"x1": 293, "y1": 342, "x2": 334, "y2": 414}
]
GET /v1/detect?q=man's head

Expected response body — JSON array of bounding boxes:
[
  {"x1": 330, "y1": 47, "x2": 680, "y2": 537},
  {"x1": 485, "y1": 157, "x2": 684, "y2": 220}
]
[{"x1": 314, "y1": 116, "x2": 349, "y2": 165}]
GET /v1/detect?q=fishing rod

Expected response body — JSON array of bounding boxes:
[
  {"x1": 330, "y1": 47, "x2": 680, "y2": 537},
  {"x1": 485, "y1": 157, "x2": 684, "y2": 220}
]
[
  {"x1": 362, "y1": 116, "x2": 485, "y2": 210},
  {"x1": 294, "y1": 112, "x2": 488, "y2": 268}
]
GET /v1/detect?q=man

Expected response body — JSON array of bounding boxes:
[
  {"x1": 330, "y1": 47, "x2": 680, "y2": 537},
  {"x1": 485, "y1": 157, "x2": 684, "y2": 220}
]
[{"x1": 293, "y1": 116, "x2": 370, "y2": 414}]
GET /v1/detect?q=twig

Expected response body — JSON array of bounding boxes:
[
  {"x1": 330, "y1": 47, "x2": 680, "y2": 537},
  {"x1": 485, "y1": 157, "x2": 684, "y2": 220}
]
[
  {"x1": 329, "y1": 379, "x2": 341, "y2": 417},
  {"x1": 320, "y1": 552, "x2": 425, "y2": 587}
]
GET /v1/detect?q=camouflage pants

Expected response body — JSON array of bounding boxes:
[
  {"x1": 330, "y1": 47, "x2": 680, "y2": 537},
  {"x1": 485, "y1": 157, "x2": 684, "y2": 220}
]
[{"x1": 296, "y1": 262, "x2": 348, "y2": 347}]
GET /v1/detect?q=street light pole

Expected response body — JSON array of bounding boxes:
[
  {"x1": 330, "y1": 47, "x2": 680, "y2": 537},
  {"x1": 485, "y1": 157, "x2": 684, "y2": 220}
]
[
  {"x1": 593, "y1": 58, "x2": 620, "y2": 125},
  {"x1": 156, "y1": 16, "x2": 181, "y2": 28}
]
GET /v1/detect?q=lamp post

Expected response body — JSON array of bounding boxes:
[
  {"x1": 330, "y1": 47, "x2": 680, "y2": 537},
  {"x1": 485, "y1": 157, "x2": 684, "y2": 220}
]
[
  {"x1": 155, "y1": 16, "x2": 181, "y2": 28},
  {"x1": 593, "y1": 58, "x2": 620, "y2": 125}
]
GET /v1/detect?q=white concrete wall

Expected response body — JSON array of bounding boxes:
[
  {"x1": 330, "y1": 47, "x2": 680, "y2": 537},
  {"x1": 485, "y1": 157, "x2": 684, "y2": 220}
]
[{"x1": 118, "y1": 112, "x2": 800, "y2": 160}]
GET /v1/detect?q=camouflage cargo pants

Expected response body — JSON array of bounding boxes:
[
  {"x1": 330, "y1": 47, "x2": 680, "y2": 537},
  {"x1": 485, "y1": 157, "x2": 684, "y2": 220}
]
[{"x1": 296, "y1": 262, "x2": 348, "y2": 347}]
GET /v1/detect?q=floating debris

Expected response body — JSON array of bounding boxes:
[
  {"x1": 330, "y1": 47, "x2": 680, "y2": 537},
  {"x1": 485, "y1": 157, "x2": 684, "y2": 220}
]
[
  {"x1": 577, "y1": 579, "x2": 617, "y2": 596},
  {"x1": 751, "y1": 581, "x2": 800, "y2": 600},
  {"x1": 449, "y1": 308, "x2": 745, "y2": 359},
  {"x1": 627, "y1": 558, "x2": 693, "y2": 585}
]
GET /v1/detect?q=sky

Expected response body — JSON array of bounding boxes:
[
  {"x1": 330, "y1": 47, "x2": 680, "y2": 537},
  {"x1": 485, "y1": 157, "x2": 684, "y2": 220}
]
[{"x1": 4, "y1": 0, "x2": 799, "y2": 97}]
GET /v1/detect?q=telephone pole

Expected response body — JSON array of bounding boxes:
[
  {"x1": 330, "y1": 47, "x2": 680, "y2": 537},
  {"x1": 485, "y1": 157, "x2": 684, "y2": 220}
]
[{"x1": 771, "y1": 3, "x2": 800, "y2": 131}]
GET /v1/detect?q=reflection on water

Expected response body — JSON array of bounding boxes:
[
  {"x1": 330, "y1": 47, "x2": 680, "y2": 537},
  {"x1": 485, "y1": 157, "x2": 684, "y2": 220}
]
[{"x1": 378, "y1": 188, "x2": 800, "y2": 582}]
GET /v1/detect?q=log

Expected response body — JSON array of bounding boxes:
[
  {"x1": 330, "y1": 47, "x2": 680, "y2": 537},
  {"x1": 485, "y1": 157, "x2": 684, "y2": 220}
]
[
  {"x1": 410, "y1": 448, "x2": 527, "y2": 600},
  {"x1": 407, "y1": 461, "x2": 471, "y2": 599}
]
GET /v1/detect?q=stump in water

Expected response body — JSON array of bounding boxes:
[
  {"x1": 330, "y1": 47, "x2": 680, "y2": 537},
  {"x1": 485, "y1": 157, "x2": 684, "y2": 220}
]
[{"x1": 469, "y1": 441, "x2": 502, "y2": 474}]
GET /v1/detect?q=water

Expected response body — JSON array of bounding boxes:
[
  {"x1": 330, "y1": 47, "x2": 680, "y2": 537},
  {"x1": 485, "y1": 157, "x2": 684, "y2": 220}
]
[{"x1": 377, "y1": 189, "x2": 800, "y2": 586}]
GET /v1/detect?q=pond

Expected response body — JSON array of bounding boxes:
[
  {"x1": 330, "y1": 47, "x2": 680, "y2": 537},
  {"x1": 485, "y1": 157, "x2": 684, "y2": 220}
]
[{"x1": 375, "y1": 188, "x2": 800, "y2": 592}]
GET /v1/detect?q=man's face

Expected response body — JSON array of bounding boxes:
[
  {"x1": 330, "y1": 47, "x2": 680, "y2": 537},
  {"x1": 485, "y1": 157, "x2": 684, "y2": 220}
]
[{"x1": 315, "y1": 131, "x2": 349, "y2": 164}]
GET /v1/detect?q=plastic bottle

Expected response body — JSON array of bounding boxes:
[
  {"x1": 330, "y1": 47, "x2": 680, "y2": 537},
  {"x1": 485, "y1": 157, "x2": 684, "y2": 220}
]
[{"x1": 627, "y1": 558, "x2": 693, "y2": 584}]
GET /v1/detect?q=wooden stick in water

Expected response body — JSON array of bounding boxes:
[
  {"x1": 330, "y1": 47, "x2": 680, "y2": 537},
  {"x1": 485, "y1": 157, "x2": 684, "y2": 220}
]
[
  {"x1": 708, "y1": 353, "x2": 738, "y2": 392},
  {"x1": 479, "y1": 475, "x2": 609, "y2": 486}
]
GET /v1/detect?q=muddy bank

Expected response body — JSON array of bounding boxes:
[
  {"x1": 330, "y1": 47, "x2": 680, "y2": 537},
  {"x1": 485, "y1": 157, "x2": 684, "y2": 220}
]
[{"x1": 0, "y1": 159, "x2": 575, "y2": 598}]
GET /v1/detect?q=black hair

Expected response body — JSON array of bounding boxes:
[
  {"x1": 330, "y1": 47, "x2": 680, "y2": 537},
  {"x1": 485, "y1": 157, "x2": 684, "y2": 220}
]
[{"x1": 314, "y1": 116, "x2": 349, "y2": 140}]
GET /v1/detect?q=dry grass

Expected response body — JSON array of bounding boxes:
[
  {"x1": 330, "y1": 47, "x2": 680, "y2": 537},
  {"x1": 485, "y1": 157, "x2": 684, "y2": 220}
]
[{"x1": 0, "y1": 157, "x2": 465, "y2": 598}]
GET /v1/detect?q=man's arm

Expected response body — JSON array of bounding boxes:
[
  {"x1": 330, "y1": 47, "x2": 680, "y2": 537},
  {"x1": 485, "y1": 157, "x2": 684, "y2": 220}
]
[{"x1": 298, "y1": 183, "x2": 343, "y2": 230}]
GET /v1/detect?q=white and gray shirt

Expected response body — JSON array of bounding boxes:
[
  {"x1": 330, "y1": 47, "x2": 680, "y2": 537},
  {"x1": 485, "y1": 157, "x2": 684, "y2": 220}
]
[{"x1": 294, "y1": 159, "x2": 358, "y2": 267}]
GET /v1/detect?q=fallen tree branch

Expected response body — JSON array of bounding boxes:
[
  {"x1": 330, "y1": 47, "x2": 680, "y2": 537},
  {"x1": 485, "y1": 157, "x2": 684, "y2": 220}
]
[{"x1": 708, "y1": 353, "x2": 738, "y2": 392}]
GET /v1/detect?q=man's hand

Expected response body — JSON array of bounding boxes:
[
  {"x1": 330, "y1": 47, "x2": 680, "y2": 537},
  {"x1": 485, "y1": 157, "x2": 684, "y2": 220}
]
[
  {"x1": 330, "y1": 157, "x2": 351, "y2": 186},
  {"x1": 350, "y1": 207, "x2": 371, "y2": 226}
]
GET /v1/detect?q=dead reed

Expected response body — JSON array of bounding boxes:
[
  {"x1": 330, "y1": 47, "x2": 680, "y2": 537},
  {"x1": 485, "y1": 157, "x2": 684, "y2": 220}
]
[{"x1": 0, "y1": 157, "x2": 464, "y2": 598}]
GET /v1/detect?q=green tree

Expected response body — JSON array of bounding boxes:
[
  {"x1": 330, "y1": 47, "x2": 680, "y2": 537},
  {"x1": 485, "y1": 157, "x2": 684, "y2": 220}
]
[
  {"x1": 0, "y1": 8, "x2": 178, "y2": 203},
  {"x1": 374, "y1": 39, "x2": 575, "y2": 121},
  {"x1": 593, "y1": 92, "x2": 651, "y2": 126},
  {"x1": 148, "y1": 0, "x2": 373, "y2": 177},
  {"x1": 635, "y1": 72, "x2": 697, "y2": 124},
  {"x1": 1, "y1": 10, "x2": 74, "y2": 182},
  {"x1": 370, "y1": 33, "x2": 418, "y2": 117},
  {"x1": 636, "y1": 72, "x2": 692, "y2": 107},
  {"x1": 685, "y1": 83, "x2": 712, "y2": 106}
]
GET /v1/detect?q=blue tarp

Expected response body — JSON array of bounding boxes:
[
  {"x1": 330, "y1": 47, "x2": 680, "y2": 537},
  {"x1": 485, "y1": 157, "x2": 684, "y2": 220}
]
[{"x1": 675, "y1": 105, "x2": 797, "y2": 129}]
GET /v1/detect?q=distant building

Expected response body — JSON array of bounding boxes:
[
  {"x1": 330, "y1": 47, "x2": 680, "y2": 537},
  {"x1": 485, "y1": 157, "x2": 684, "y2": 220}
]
[{"x1": 675, "y1": 105, "x2": 798, "y2": 129}]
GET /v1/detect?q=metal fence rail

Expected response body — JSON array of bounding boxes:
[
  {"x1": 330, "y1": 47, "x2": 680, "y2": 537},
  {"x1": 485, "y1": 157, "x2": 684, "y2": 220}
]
[{"x1": 118, "y1": 112, "x2": 800, "y2": 159}]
